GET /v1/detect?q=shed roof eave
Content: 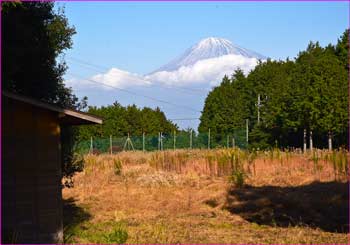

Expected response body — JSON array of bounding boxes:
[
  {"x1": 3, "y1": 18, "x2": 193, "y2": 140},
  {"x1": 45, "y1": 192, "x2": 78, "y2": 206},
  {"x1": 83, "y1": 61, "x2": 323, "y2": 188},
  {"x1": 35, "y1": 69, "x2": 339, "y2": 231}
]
[{"x1": 3, "y1": 91, "x2": 102, "y2": 125}]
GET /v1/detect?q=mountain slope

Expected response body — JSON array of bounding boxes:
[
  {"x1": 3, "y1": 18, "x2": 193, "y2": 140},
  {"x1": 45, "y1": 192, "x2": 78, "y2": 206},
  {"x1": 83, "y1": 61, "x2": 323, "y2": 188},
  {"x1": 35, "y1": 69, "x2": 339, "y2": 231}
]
[{"x1": 151, "y1": 37, "x2": 266, "y2": 73}]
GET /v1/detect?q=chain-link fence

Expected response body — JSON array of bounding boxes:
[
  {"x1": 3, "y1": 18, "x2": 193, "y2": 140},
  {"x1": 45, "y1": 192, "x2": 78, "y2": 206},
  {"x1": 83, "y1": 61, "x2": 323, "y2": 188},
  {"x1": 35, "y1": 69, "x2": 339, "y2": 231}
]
[{"x1": 75, "y1": 129, "x2": 248, "y2": 154}]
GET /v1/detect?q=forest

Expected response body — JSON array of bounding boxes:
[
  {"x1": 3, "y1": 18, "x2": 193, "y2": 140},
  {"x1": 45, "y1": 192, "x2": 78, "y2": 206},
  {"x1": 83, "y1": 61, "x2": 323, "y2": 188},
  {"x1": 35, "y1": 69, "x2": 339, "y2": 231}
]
[
  {"x1": 199, "y1": 30, "x2": 349, "y2": 149},
  {"x1": 76, "y1": 102, "x2": 178, "y2": 142},
  {"x1": 77, "y1": 30, "x2": 349, "y2": 150}
]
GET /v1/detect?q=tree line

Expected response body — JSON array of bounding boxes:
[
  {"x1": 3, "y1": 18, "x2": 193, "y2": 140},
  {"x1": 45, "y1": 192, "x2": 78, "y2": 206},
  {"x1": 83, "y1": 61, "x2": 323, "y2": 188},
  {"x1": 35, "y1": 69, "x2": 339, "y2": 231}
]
[
  {"x1": 77, "y1": 30, "x2": 348, "y2": 150},
  {"x1": 76, "y1": 102, "x2": 178, "y2": 142},
  {"x1": 199, "y1": 30, "x2": 349, "y2": 150},
  {"x1": 6, "y1": 2, "x2": 346, "y2": 154}
]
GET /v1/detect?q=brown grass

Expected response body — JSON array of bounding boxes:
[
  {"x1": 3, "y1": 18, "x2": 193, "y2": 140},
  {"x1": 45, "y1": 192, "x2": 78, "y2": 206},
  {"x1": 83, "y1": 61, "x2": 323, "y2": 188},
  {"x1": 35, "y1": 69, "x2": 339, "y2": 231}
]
[{"x1": 63, "y1": 149, "x2": 349, "y2": 244}]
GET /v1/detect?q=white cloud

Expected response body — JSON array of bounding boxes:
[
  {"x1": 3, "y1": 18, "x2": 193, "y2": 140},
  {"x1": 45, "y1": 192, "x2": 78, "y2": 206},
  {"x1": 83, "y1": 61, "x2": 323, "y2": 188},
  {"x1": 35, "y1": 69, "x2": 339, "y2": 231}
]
[
  {"x1": 64, "y1": 77, "x2": 96, "y2": 90},
  {"x1": 65, "y1": 54, "x2": 261, "y2": 90},
  {"x1": 92, "y1": 68, "x2": 151, "y2": 89},
  {"x1": 65, "y1": 68, "x2": 150, "y2": 90},
  {"x1": 146, "y1": 54, "x2": 260, "y2": 86}
]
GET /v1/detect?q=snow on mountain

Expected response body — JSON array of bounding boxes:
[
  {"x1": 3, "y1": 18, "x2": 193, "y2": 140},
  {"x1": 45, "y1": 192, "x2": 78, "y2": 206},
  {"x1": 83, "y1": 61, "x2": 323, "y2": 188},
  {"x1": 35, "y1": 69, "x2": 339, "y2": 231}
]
[
  {"x1": 150, "y1": 37, "x2": 266, "y2": 73},
  {"x1": 146, "y1": 37, "x2": 266, "y2": 86},
  {"x1": 67, "y1": 37, "x2": 267, "y2": 90}
]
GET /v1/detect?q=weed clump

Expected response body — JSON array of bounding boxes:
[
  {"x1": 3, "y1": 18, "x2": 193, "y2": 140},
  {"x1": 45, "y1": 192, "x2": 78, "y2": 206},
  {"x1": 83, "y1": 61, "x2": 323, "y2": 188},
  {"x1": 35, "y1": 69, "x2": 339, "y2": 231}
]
[
  {"x1": 229, "y1": 170, "x2": 245, "y2": 188},
  {"x1": 64, "y1": 221, "x2": 128, "y2": 244},
  {"x1": 103, "y1": 225, "x2": 128, "y2": 244},
  {"x1": 114, "y1": 159, "x2": 123, "y2": 175}
]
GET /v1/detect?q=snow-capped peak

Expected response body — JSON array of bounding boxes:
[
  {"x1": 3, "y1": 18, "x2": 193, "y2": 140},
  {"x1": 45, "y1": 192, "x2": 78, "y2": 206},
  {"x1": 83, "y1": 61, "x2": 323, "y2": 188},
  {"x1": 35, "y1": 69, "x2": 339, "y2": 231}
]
[
  {"x1": 150, "y1": 37, "x2": 266, "y2": 73},
  {"x1": 197, "y1": 37, "x2": 232, "y2": 47}
]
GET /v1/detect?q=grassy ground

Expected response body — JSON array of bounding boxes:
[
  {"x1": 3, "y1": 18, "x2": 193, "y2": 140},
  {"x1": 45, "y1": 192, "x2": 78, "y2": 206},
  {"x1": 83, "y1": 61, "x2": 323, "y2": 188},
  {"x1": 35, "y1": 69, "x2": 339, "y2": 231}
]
[{"x1": 63, "y1": 149, "x2": 349, "y2": 244}]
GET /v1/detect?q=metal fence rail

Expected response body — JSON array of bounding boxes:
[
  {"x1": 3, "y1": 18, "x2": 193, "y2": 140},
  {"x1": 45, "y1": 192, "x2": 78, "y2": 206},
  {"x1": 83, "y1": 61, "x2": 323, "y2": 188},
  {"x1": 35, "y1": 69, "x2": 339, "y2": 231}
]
[{"x1": 75, "y1": 129, "x2": 247, "y2": 154}]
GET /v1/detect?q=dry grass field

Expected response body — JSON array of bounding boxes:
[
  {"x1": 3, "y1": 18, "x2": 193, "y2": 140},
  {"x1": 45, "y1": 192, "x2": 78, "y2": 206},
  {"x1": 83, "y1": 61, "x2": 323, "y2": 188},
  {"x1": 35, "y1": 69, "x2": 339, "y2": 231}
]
[{"x1": 63, "y1": 149, "x2": 349, "y2": 244}]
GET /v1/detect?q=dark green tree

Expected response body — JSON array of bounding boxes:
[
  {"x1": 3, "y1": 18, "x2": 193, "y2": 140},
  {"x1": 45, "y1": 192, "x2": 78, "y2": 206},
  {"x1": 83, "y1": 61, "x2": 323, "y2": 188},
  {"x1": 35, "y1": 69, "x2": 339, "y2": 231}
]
[
  {"x1": 199, "y1": 30, "x2": 349, "y2": 149},
  {"x1": 335, "y1": 29, "x2": 349, "y2": 70},
  {"x1": 246, "y1": 59, "x2": 295, "y2": 148},
  {"x1": 77, "y1": 102, "x2": 178, "y2": 142},
  {"x1": 2, "y1": 1, "x2": 84, "y2": 184}
]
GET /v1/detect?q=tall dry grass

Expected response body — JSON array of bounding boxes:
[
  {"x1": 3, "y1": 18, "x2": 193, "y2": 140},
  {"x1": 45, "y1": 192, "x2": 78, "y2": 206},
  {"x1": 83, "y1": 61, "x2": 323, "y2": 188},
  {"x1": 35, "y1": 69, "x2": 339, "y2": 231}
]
[
  {"x1": 146, "y1": 148, "x2": 348, "y2": 181},
  {"x1": 70, "y1": 148, "x2": 349, "y2": 190},
  {"x1": 63, "y1": 148, "x2": 349, "y2": 244}
]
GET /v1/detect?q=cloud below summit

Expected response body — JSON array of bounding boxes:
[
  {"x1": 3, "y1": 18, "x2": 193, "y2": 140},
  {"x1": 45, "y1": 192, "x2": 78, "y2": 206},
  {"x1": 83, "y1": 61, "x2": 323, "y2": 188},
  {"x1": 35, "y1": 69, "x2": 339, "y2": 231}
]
[
  {"x1": 145, "y1": 54, "x2": 259, "y2": 86},
  {"x1": 65, "y1": 37, "x2": 266, "y2": 91},
  {"x1": 66, "y1": 54, "x2": 261, "y2": 89}
]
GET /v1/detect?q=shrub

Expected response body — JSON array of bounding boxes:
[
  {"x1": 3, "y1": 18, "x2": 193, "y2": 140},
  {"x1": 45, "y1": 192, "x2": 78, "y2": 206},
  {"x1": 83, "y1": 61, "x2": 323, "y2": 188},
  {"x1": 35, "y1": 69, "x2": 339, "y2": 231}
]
[
  {"x1": 62, "y1": 152, "x2": 84, "y2": 188},
  {"x1": 229, "y1": 169, "x2": 245, "y2": 188},
  {"x1": 114, "y1": 159, "x2": 123, "y2": 175}
]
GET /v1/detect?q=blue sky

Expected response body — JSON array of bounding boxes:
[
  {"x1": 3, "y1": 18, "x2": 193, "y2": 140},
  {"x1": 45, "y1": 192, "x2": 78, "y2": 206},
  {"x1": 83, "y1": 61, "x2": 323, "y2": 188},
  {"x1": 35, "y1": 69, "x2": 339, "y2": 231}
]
[{"x1": 59, "y1": 1, "x2": 349, "y2": 130}]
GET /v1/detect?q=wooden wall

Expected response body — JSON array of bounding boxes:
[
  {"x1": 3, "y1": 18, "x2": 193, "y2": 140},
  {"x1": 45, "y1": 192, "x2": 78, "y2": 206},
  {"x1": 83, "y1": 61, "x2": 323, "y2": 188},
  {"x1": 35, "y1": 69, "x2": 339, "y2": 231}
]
[{"x1": 2, "y1": 97, "x2": 63, "y2": 243}]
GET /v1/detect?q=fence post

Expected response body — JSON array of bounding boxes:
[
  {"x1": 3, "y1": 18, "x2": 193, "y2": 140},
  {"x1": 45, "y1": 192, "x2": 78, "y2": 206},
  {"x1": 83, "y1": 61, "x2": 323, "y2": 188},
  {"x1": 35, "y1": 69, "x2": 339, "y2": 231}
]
[
  {"x1": 158, "y1": 132, "x2": 160, "y2": 151},
  {"x1": 161, "y1": 132, "x2": 164, "y2": 151},
  {"x1": 208, "y1": 128, "x2": 211, "y2": 149},
  {"x1": 190, "y1": 129, "x2": 193, "y2": 149},
  {"x1": 173, "y1": 130, "x2": 176, "y2": 150},
  {"x1": 232, "y1": 137, "x2": 235, "y2": 148},
  {"x1": 110, "y1": 135, "x2": 112, "y2": 154},
  {"x1": 227, "y1": 135, "x2": 229, "y2": 148},
  {"x1": 142, "y1": 132, "x2": 145, "y2": 152},
  {"x1": 246, "y1": 119, "x2": 249, "y2": 146},
  {"x1": 90, "y1": 136, "x2": 93, "y2": 154}
]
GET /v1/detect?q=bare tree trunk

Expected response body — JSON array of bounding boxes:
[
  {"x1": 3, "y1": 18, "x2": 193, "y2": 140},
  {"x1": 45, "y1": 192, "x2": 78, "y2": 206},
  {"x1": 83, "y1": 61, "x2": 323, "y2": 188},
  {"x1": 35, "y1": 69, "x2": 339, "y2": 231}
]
[
  {"x1": 328, "y1": 131, "x2": 332, "y2": 151},
  {"x1": 309, "y1": 130, "x2": 313, "y2": 151},
  {"x1": 303, "y1": 128, "x2": 307, "y2": 152}
]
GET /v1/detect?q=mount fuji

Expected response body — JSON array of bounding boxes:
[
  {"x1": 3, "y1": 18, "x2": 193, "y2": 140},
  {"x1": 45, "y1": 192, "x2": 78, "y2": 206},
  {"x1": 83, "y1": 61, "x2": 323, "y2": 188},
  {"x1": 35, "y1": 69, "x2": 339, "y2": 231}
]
[
  {"x1": 151, "y1": 37, "x2": 266, "y2": 74},
  {"x1": 66, "y1": 37, "x2": 267, "y2": 129},
  {"x1": 145, "y1": 37, "x2": 267, "y2": 86},
  {"x1": 67, "y1": 37, "x2": 267, "y2": 90}
]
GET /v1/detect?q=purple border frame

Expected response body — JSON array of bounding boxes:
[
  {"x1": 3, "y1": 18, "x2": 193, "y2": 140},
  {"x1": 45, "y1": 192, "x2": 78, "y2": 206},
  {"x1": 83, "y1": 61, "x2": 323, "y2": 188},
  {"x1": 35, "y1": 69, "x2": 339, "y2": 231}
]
[{"x1": 0, "y1": 0, "x2": 349, "y2": 244}]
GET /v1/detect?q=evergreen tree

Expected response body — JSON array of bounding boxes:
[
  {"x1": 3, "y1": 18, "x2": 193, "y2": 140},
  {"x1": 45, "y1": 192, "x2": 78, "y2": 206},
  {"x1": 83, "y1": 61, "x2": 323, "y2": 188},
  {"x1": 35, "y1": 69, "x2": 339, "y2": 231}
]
[
  {"x1": 2, "y1": 1, "x2": 86, "y2": 183},
  {"x1": 77, "y1": 102, "x2": 178, "y2": 141},
  {"x1": 199, "y1": 30, "x2": 349, "y2": 149}
]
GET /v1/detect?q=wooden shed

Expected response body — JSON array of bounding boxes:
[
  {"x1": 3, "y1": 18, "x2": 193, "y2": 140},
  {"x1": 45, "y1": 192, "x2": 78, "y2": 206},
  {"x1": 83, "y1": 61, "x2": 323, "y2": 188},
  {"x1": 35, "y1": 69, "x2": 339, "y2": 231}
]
[{"x1": 2, "y1": 91, "x2": 102, "y2": 243}]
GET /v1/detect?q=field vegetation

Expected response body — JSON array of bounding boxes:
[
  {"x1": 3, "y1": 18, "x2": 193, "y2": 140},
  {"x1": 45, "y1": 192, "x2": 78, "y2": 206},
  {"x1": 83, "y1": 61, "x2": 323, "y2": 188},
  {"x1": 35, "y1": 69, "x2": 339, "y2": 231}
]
[{"x1": 63, "y1": 148, "x2": 349, "y2": 244}]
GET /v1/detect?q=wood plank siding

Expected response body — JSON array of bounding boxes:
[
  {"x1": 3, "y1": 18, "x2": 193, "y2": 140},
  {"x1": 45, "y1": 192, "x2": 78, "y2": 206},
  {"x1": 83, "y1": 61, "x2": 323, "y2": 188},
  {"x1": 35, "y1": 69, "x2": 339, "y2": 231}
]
[
  {"x1": 2, "y1": 96, "x2": 63, "y2": 243},
  {"x1": 2, "y1": 92, "x2": 102, "y2": 244}
]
